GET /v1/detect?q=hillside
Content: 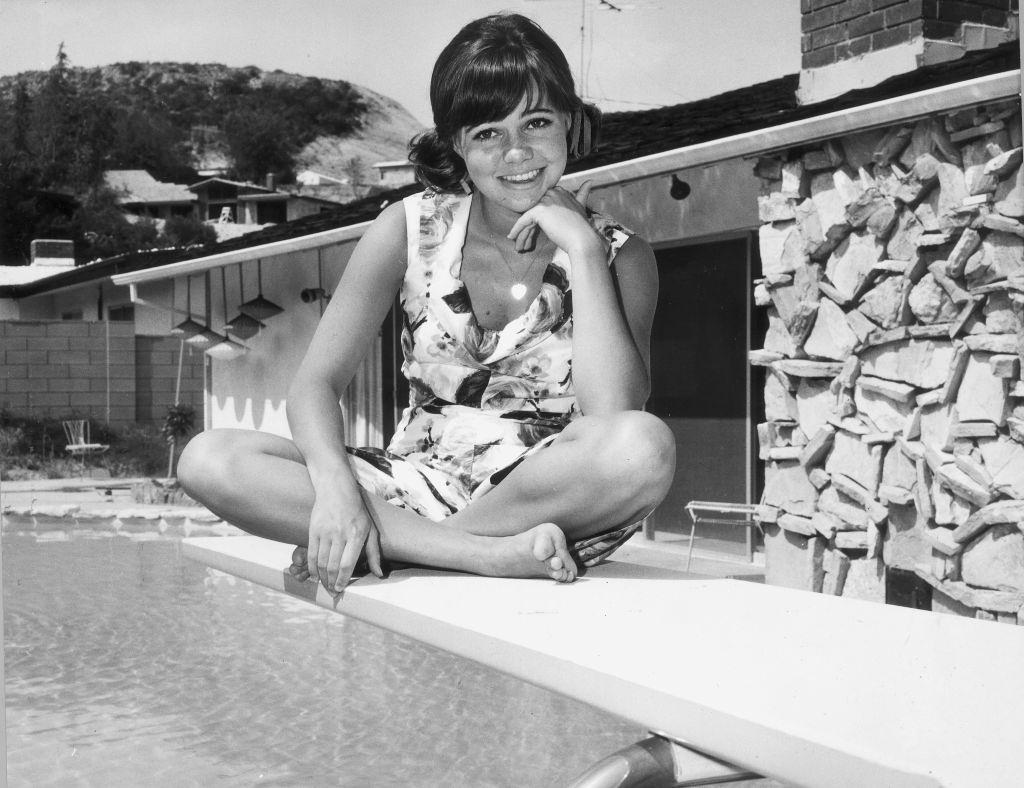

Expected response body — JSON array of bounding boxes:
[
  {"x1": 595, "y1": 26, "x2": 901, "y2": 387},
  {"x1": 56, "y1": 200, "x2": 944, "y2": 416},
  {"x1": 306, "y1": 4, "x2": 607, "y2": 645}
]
[{"x1": 0, "y1": 60, "x2": 425, "y2": 186}]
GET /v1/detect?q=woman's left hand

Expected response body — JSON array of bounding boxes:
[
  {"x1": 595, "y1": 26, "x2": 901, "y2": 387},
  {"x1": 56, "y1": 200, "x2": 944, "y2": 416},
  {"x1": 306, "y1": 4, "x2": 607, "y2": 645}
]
[{"x1": 508, "y1": 181, "x2": 604, "y2": 258}]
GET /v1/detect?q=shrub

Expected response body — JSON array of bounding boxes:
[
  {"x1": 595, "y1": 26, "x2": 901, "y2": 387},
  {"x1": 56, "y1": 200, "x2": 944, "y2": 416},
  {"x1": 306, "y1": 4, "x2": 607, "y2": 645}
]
[{"x1": 161, "y1": 215, "x2": 216, "y2": 247}]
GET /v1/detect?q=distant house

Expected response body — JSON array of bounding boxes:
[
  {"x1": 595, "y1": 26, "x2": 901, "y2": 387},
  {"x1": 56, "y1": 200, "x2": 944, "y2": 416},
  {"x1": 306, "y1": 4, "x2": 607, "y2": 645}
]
[
  {"x1": 371, "y1": 160, "x2": 416, "y2": 189},
  {"x1": 296, "y1": 170, "x2": 349, "y2": 187},
  {"x1": 190, "y1": 176, "x2": 350, "y2": 225},
  {"x1": 104, "y1": 170, "x2": 195, "y2": 221}
]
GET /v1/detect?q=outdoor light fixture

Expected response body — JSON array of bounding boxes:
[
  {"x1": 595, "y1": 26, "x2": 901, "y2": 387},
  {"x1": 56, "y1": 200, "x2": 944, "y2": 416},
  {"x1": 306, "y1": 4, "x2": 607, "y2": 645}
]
[
  {"x1": 238, "y1": 259, "x2": 283, "y2": 320},
  {"x1": 205, "y1": 267, "x2": 248, "y2": 360},
  {"x1": 300, "y1": 287, "x2": 331, "y2": 303},
  {"x1": 223, "y1": 264, "x2": 265, "y2": 340},
  {"x1": 170, "y1": 276, "x2": 207, "y2": 338},
  {"x1": 670, "y1": 174, "x2": 691, "y2": 201}
]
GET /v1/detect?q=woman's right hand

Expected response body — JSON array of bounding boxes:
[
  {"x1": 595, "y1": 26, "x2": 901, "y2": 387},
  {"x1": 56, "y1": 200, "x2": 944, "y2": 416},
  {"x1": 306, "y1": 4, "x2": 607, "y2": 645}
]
[{"x1": 306, "y1": 486, "x2": 384, "y2": 592}]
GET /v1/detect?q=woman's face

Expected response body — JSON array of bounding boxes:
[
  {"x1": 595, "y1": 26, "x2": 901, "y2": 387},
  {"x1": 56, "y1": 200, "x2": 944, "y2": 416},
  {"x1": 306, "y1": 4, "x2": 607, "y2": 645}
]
[{"x1": 455, "y1": 94, "x2": 569, "y2": 214}]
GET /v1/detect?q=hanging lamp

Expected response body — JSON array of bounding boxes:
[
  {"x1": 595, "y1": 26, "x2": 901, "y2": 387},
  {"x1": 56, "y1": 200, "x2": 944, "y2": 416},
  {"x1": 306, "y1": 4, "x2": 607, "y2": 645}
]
[
  {"x1": 223, "y1": 263, "x2": 265, "y2": 340},
  {"x1": 238, "y1": 259, "x2": 283, "y2": 320},
  {"x1": 170, "y1": 275, "x2": 207, "y2": 338},
  {"x1": 206, "y1": 267, "x2": 247, "y2": 360},
  {"x1": 185, "y1": 270, "x2": 225, "y2": 347}
]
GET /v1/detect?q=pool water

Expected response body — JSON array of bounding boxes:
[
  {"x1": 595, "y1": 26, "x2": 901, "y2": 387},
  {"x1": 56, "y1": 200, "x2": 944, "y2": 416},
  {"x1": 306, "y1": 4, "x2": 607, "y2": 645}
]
[{"x1": 4, "y1": 534, "x2": 647, "y2": 787}]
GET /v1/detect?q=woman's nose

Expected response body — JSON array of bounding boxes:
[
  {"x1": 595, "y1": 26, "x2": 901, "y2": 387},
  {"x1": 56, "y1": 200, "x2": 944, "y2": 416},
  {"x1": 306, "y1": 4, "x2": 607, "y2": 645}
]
[{"x1": 503, "y1": 132, "x2": 533, "y2": 162}]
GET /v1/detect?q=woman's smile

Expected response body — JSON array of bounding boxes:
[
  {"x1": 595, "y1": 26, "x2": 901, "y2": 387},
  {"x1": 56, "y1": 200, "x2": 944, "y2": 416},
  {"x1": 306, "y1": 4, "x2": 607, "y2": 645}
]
[{"x1": 499, "y1": 167, "x2": 545, "y2": 185}]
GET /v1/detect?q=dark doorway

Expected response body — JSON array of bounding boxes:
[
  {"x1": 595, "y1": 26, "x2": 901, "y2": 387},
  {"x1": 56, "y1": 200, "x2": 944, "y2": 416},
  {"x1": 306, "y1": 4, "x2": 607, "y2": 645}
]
[{"x1": 646, "y1": 236, "x2": 756, "y2": 559}]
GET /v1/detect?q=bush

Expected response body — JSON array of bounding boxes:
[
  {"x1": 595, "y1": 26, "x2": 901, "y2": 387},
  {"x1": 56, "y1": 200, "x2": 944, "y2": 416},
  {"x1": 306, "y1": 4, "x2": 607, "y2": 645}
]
[
  {"x1": 161, "y1": 215, "x2": 216, "y2": 247},
  {"x1": 0, "y1": 410, "x2": 168, "y2": 480}
]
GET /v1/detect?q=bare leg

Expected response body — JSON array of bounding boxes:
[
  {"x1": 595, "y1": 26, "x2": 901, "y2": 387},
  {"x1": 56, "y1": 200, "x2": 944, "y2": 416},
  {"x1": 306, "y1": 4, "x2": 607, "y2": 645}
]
[
  {"x1": 178, "y1": 430, "x2": 579, "y2": 581},
  {"x1": 178, "y1": 410, "x2": 674, "y2": 579}
]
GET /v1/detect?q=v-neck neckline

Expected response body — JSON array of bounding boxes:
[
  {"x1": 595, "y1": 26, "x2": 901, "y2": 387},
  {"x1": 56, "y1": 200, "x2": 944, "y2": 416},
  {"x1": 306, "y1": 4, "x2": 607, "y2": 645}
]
[{"x1": 453, "y1": 193, "x2": 552, "y2": 336}]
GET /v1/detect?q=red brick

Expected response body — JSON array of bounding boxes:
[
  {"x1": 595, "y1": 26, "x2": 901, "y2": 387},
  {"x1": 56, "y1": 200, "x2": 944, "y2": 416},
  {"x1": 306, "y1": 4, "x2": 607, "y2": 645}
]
[
  {"x1": 803, "y1": 5, "x2": 838, "y2": 31},
  {"x1": 837, "y1": 0, "x2": 875, "y2": 22},
  {"x1": 808, "y1": 0, "x2": 846, "y2": 10},
  {"x1": 848, "y1": 9, "x2": 887, "y2": 35},
  {"x1": 884, "y1": 0, "x2": 925, "y2": 24},
  {"x1": 812, "y1": 22, "x2": 850, "y2": 47},
  {"x1": 836, "y1": 33, "x2": 874, "y2": 56},
  {"x1": 872, "y1": 0, "x2": 910, "y2": 8},
  {"x1": 873, "y1": 23, "x2": 914, "y2": 47},
  {"x1": 922, "y1": 17, "x2": 964, "y2": 36},
  {"x1": 938, "y1": 0, "x2": 994, "y2": 23},
  {"x1": 803, "y1": 45, "x2": 840, "y2": 67}
]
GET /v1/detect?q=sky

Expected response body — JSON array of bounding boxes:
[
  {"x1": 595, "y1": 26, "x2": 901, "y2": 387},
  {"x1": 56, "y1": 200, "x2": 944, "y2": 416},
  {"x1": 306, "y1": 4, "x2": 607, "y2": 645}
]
[{"x1": 0, "y1": 0, "x2": 801, "y2": 125}]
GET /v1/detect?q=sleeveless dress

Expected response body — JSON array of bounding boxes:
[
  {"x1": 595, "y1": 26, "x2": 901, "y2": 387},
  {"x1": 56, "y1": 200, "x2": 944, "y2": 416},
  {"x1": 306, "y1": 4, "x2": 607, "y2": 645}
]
[{"x1": 344, "y1": 189, "x2": 641, "y2": 565}]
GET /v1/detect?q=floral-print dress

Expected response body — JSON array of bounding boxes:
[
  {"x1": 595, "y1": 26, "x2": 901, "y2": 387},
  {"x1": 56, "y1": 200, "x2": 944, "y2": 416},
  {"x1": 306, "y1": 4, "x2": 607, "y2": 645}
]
[{"x1": 345, "y1": 189, "x2": 641, "y2": 564}]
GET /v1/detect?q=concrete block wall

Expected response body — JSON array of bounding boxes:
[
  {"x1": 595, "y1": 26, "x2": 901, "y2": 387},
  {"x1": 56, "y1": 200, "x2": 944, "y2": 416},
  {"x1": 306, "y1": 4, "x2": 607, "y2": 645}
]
[
  {"x1": 1, "y1": 321, "x2": 136, "y2": 425},
  {"x1": 135, "y1": 337, "x2": 205, "y2": 426},
  {"x1": 801, "y1": 0, "x2": 1019, "y2": 69}
]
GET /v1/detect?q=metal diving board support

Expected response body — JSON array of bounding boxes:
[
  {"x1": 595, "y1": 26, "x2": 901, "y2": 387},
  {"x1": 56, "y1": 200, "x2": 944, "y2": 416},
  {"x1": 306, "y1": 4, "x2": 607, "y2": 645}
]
[{"x1": 684, "y1": 501, "x2": 760, "y2": 572}]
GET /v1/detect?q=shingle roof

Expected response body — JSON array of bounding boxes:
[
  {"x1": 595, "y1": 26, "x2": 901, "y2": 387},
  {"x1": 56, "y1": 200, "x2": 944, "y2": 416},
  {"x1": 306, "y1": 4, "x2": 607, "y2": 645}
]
[
  {"x1": 3, "y1": 42, "x2": 1018, "y2": 299},
  {"x1": 104, "y1": 170, "x2": 193, "y2": 205}
]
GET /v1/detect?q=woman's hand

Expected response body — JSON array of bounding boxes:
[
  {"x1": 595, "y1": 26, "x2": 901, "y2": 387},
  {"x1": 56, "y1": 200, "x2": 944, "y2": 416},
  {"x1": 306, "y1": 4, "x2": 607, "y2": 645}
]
[
  {"x1": 507, "y1": 181, "x2": 603, "y2": 258},
  {"x1": 305, "y1": 486, "x2": 384, "y2": 593}
]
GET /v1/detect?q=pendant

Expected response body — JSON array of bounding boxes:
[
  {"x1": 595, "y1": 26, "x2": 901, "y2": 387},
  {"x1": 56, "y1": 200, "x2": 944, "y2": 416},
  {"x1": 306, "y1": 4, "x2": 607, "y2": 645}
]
[{"x1": 510, "y1": 282, "x2": 527, "y2": 300}]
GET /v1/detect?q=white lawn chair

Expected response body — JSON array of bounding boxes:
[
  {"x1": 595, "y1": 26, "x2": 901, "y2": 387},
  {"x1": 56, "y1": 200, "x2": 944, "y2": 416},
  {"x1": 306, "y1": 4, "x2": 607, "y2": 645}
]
[
  {"x1": 62, "y1": 419, "x2": 109, "y2": 474},
  {"x1": 684, "y1": 500, "x2": 760, "y2": 572}
]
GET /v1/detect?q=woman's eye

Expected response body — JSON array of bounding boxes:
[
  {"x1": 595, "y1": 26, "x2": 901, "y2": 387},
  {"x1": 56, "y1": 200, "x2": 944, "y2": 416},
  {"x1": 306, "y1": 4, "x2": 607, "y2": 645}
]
[
  {"x1": 473, "y1": 128, "x2": 498, "y2": 141},
  {"x1": 527, "y1": 117, "x2": 553, "y2": 130}
]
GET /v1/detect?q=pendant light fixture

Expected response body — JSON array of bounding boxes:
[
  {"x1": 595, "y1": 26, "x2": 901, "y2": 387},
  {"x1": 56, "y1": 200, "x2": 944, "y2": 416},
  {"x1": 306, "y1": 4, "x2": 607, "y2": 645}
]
[
  {"x1": 206, "y1": 266, "x2": 247, "y2": 360},
  {"x1": 238, "y1": 259, "x2": 283, "y2": 321},
  {"x1": 223, "y1": 263, "x2": 265, "y2": 340},
  {"x1": 185, "y1": 270, "x2": 224, "y2": 347},
  {"x1": 170, "y1": 275, "x2": 207, "y2": 338}
]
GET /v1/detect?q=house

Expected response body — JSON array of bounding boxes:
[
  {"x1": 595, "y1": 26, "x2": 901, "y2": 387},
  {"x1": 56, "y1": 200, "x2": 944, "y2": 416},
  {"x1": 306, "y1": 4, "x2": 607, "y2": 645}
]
[
  {"x1": 371, "y1": 160, "x2": 417, "y2": 189},
  {"x1": 2, "y1": 2, "x2": 1020, "y2": 603},
  {"x1": 103, "y1": 170, "x2": 195, "y2": 221},
  {"x1": 189, "y1": 176, "x2": 351, "y2": 224}
]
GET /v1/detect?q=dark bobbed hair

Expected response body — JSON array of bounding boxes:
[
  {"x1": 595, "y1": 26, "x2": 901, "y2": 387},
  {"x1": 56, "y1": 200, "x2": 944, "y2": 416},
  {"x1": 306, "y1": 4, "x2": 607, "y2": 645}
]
[{"x1": 409, "y1": 13, "x2": 601, "y2": 192}]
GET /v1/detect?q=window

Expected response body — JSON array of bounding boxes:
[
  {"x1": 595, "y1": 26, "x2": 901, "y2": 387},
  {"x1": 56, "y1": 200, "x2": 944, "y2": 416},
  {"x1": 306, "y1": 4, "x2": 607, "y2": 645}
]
[{"x1": 108, "y1": 304, "x2": 135, "y2": 322}]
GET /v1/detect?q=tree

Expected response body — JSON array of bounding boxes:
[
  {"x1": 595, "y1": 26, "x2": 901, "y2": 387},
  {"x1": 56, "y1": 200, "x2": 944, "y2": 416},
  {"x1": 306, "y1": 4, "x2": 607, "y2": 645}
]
[{"x1": 222, "y1": 106, "x2": 296, "y2": 183}]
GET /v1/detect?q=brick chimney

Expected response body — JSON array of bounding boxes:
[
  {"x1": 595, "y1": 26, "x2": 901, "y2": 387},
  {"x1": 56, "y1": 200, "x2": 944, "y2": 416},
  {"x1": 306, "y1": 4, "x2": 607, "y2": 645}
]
[
  {"x1": 30, "y1": 239, "x2": 75, "y2": 268},
  {"x1": 798, "y1": 0, "x2": 1020, "y2": 104}
]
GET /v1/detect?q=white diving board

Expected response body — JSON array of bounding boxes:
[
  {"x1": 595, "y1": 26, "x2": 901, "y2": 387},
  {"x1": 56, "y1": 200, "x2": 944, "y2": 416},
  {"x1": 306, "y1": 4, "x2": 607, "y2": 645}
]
[{"x1": 183, "y1": 535, "x2": 1024, "y2": 788}]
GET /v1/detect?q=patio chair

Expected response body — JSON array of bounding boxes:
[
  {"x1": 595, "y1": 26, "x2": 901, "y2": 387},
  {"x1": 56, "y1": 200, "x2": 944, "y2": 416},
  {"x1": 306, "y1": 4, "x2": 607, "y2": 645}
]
[
  {"x1": 684, "y1": 500, "x2": 760, "y2": 572},
  {"x1": 62, "y1": 419, "x2": 109, "y2": 474}
]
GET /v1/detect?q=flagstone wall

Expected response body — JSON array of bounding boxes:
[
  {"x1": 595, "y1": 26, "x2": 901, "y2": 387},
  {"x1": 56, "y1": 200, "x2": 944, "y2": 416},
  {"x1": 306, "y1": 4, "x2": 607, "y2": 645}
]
[{"x1": 751, "y1": 97, "x2": 1024, "y2": 623}]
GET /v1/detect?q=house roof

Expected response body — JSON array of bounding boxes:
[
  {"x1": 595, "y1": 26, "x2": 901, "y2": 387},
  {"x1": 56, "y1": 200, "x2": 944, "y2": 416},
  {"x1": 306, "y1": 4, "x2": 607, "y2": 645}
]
[
  {"x1": 3, "y1": 42, "x2": 1019, "y2": 299},
  {"x1": 104, "y1": 170, "x2": 193, "y2": 205},
  {"x1": 188, "y1": 177, "x2": 274, "y2": 193}
]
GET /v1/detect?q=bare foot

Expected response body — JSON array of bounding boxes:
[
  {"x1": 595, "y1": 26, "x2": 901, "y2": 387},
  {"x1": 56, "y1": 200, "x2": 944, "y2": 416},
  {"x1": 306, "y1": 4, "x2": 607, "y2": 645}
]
[
  {"x1": 490, "y1": 523, "x2": 578, "y2": 582},
  {"x1": 289, "y1": 545, "x2": 310, "y2": 581}
]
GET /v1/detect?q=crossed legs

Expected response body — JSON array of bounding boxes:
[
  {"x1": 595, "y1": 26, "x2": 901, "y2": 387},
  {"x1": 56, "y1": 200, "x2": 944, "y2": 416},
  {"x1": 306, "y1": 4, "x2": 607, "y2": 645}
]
[{"x1": 178, "y1": 411, "x2": 675, "y2": 582}]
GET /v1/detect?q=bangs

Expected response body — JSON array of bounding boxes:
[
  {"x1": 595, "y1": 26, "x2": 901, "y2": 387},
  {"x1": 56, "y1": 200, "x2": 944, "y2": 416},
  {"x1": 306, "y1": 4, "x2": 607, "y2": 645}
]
[{"x1": 435, "y1": 46, "x2": 577, "y2": 135}]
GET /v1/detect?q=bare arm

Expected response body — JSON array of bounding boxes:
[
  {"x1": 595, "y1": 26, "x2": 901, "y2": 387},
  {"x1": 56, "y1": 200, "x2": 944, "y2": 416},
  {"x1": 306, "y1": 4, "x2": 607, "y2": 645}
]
[
  {"x1": 508, "y1": 186, "x2": 657, "y2": 414},
  {"x1": 286, "y1": 200, "x2": 407, "y2": 589}
]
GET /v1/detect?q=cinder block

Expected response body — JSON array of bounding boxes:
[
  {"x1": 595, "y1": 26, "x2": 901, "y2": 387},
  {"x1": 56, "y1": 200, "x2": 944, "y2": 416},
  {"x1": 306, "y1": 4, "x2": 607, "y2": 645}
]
[
  {"x1": 6, "y1": 350, "x2": 47, "y2": 365},
  {"x1": 106, "y1": 379, "x2": 135, "y2": 393},
  {"x1": 48, "y1": 350, "x2": 92, "y2": 365},
  {"x1": 47, "y1": 322, "x2": 89, "y2": 337},
  {"x1": 49, "y1": 378, "x2": 92, "y2": 393},
  {"x1": 6, "y1": 379, "x2": 37, "y2": 393},
  {"x1": 73, "y1": 393, "x2": 109, "y2": 408},
  {"x1": 1, "y1": 393, "x2": 29, "y2": 410},
  {"x1": 4, "y1": 364, "x2": 28, "y2": 379},
  {"x1": 26, "y1": 336, "x2": 69, "y2": 352},
  {"x1": 150, "y1": 365, "x2": 182, "y2": 379},
  {"x1": 3, "y1": 323, "x2": 41, "y2": 337},
  {"x1": 26, "y1": 364, "x2": 62, "y2": 379},
  {"x1": 145, "y1": 351, "x2": 174, "y2": 366},
  {"x1": 106, "y1": 364, "x2": 136, "y2": 380},
  {"x1": 31, "y1": 392, "x2": 70, "y2": 407},
  {"x1": 0, "y1": 336, "x2": 28, "y2": 352},
  {"x1": 68, "y1": 335, "x2": 102, "y2": 351}
]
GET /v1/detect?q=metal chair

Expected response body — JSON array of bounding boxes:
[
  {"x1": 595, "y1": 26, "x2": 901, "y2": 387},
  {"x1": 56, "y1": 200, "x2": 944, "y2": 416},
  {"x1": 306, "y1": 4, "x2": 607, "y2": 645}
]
[
  {"x1": 683, "y1": 501, "x2": 760, "y2": 572},
  {"x1": 62, "y1": 419, "x2": 109, "y2": 475}
]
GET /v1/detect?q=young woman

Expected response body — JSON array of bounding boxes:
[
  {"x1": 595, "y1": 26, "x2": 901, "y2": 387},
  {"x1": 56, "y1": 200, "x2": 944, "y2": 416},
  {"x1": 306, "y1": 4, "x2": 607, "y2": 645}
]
[{"x1": 178, "y1": 13, "x2": 675, "y2": 593}]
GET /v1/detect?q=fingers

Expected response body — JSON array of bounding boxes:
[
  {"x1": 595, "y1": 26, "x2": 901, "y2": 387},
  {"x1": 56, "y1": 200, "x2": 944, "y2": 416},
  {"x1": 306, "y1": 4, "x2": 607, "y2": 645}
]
[
  {"x1": 335, "y1": 538, "x2": 364, "y2": 592},
  {"x1": 365, "y1": 525, "x2": 385, "y2": 579},
  {"x1": 321, "y1": 538, "x2": 342, "y2": 591},
  {"x1": 506, "y1": 210, "x2": 537, "y2": 242},
  {"x1": 512, "y1": 223, "x2": 538, "y2": 253},
  {"x1": 307, "y1": 535, "x2": 320, "y2": 580},
  {"x1": 574, "y1": 180, "x2": 593, "y2": 210}
]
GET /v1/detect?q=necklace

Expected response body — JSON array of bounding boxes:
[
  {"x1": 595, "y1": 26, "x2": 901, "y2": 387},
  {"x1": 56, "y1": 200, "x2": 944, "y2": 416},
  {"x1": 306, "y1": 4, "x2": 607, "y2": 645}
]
[{"x1": 496, "y1": 243, "x2": 546, "y2": 300}]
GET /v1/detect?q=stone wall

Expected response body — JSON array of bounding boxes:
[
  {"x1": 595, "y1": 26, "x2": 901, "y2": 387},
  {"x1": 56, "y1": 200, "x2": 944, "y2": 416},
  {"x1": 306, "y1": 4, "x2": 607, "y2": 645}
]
[{"x1": 751, "y1": 97, "x2": 1024, "y2": 623}]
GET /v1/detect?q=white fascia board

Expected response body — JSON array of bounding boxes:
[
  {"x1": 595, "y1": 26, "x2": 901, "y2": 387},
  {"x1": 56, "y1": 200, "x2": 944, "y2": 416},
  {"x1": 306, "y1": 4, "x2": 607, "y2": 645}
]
[
  {"x1": 113, "y1": 70, "x2": 1018, "y2": 287},
  {"x1": 111, "y1": 221, "x2": 371, "y2": 286},
  {"x1": 561, "y1": 70, "x2": 1020, "y2": 189}
]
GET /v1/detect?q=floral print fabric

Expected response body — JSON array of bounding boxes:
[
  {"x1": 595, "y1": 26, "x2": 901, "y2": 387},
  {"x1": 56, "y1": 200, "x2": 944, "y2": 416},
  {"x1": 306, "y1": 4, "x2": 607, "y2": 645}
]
[{"x1": 345, "y1": 190, "x2": 640, "y2": 563}]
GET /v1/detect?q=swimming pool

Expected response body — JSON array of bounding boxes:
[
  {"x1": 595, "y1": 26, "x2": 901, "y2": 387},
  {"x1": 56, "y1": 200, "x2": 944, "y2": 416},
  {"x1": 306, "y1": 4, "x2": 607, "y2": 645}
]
[{"x1": 4, "y1": 532, "x2": 647, "y2": 786}]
